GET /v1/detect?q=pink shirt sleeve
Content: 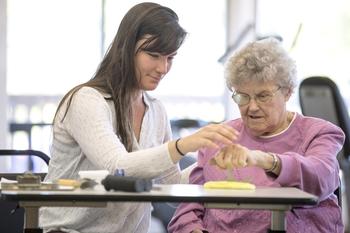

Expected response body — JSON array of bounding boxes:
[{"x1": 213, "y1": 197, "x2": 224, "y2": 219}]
[
  {"x1": 276, "y1": 119, "x2": 344, "y2": 200},
  {"x1": 168, "y1": 150, "x2": 209, "y2": 233}
]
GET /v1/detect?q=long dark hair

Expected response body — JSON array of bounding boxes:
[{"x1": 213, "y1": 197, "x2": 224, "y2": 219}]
[{"x1": 54, "y1": 2, "x2": 187, "y2": 151}]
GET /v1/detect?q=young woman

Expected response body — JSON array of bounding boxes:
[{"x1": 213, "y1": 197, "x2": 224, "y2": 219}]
[{"x1": 39, "y1": 2, "x2": 237, "y2": 233}]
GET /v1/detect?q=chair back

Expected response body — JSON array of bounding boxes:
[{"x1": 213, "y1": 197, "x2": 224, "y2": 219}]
[
  {"x1": 170, "y1": 119, "x2": 207, "y2": 139},
  {"x1": 0, "y1": 149, "x2": 50, "y2": 233},
  {"x1": 299, "y1": 76, "x2": 350, "y2": 207},
  {"x1": 151, "y1": 119, "x2": 204, "y2": 230},
  {"x1": 340, "y1": 157, "x2": 350, "y2": 227},
  {"x1": 299, "y1": 76, "x2": 350, "y2": 160}
]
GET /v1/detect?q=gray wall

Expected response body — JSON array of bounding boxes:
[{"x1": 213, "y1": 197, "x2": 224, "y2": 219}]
[
  {"x1": 0, "y1": 0, "x2": 8, "y2": 172},
  {"x1": 224, "y1": 0, "x2": 256, "y2": 120},
  {"x1": 0, "y1": 0, "x2": 7, "y2": 149}
]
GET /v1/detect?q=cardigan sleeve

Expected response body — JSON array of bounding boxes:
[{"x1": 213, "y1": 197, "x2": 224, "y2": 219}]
[{"x1": 60, "y1": 87, "x2": 175, "y2": 179}]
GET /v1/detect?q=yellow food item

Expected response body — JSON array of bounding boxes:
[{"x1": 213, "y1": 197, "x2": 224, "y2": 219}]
[
  {"x1": 57, "y1": 179, "x2": 81, "y2": 187},
  {"x1": 203, "y1": 181, "x2": 255, "y2": 190}
]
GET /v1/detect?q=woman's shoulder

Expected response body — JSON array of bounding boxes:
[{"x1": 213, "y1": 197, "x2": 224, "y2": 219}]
[
  {"x1": 61, "y1": 87, "x2": 110, "y2": 113},
  {"x1": 70, "y1": 87, "x2": 111, "y2": 105},
  {"x1": 295, "y1": 113, "x2": 344, "y2": 134},
  {"x1": 75, "y1": 86, "x2": 107, "y2": 98},
  {"x1": 297, "y1": 112, "x2": 335, "y2": 127}
]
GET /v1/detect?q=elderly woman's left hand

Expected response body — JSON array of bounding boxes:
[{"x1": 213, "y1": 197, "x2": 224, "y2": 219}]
[
  {"x1": 212, "y1": 145, "x2": 281, "y2": 174},
  {"x1": 212, "y1": 144, "x2": 260, "y2": 169}
]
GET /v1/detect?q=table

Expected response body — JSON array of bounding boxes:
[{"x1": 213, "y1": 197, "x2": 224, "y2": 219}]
[{"x1": 1, "y1": 184, "x2": 318, "y2": 233}]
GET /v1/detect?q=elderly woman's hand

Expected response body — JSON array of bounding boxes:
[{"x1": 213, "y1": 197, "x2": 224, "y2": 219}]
[
  {"x1": 211, "y1": 144, "x2": 280, "y2": 174},
  {"x1": 212, "y1": 144, "x2": 256, "y2": 169}
]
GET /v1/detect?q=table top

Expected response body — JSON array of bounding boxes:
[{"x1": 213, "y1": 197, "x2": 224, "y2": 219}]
[{"x1": 1, "y1": 184, "x2": 318, "y2": 206}]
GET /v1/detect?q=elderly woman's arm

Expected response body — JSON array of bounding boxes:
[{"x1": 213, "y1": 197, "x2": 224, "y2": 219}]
[
  {"x1": 212, "y1": 144, "x2": 282, "y2": 175},
  {"x1": 212, "y1": 121, "x2": 344, "y2": 200},
  {"x1": 275, "y1": 122, "x2": 344, "y2": 199}
]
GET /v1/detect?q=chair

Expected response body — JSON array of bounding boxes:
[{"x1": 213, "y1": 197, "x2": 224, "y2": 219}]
[
  {"x1": 0, "y1": 149, "x2": 50, "y2": 233},
  {"x1": 340, "y1": 156, "x2": 350, "y2": 233},
  {"x1": 170, "y1": 119, "x2": 208, "y2": 139},
  {"x1": 151, "y1": 119, "x2": 206, "y2": 230},
  {"x1": 151, "y1": 156, "x2": 197, "y2": 230},
  {"x1": 299, "y1": 76, "x2": 350, "y2": 160},
  {"x1": 299, "y1": 76, "x2": 350, "y2": 207}
]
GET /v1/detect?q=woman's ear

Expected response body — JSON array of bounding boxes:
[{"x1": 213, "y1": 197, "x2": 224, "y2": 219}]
[{"x1": 284, "y1": 88, "x2": 292, "y2": 101}]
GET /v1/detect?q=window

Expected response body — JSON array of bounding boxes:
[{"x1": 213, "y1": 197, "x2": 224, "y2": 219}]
[
  {"x1": 7, "y1": 0, "x2": 102, "y2": 95},
  {"x1": 256, "y1": 0, "x2": 350, "y2": 112},
  {"x1": 6, "y1": 1, "x2": 227, "y2": 171},
  {"x1": 6, "y1": 0, "x2": 102, "y2": 171},
  {"x1": 7, "y1": 0, "x2": 227, "y2": 122},
  {"x1": 105, "y1": 0, "x2": 227, "y2": 122}
]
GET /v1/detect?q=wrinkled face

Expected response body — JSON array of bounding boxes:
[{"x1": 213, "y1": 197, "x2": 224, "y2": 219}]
[
  {"x1": 134, "y1": 38, "x2": 177, "y2": 91},
  {"x1": 233, "y1": 81, "x2": 291, "y2": 136}
]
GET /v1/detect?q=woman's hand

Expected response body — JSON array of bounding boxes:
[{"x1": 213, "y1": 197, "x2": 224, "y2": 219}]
[
  {"x1": 179, "y1": 123, "x2": 239, "y2": 153},
  {"x1": 212, "y1": 144, "x2": 253, "y2": 169},
  {"x1": 212, "y1": 144, "x2": 265, "y2": 169},
  {"x1": 211, "y1": 144, "x2": 281, "y2": 174},
  {"x1": 168, "y1": 123, "x2": 239, "y2": 163}
]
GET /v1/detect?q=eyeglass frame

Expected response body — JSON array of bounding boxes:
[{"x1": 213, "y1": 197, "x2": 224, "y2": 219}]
[{"x1": 231, "y1": 86, "x2": 282, "y2": 106}]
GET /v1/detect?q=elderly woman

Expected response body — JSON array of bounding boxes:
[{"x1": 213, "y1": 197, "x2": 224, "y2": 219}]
[{"x1": 168, "y1": 39, "x2": 344, "y2": 233}]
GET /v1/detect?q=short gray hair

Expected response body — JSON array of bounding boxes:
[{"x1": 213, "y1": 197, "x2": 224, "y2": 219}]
[{"x1": 225, "y1": 38, "x2": 297, "y2": 92}]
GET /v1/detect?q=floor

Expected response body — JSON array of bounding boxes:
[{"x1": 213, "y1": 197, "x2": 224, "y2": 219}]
[{"x1": 149, "y1": 217, "x2": 167, "y2": 233}]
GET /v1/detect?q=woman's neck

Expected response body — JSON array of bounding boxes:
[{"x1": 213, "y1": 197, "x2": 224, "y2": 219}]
[
  {"x1": 261, "y1": 111, "x2": 295, "y2": 137},
  {"x1": 132, "y1": 90, "x2": 143, "y2": 102},
  {"x1": 132, "y1": 91, "x2": 146, "y2": 142}
]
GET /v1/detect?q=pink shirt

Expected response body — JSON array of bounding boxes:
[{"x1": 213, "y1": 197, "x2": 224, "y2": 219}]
[{"x1": 168, "y1": 113, "x2": 344, "y2": 233}]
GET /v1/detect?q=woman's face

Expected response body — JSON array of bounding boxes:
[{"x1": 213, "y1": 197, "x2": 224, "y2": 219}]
[
  {"x1": 134, "y1": 38, "x2": 177, "y2": 91},
  {"x1": 233, "y1": 80, "x2": 291, "y2": 136}
]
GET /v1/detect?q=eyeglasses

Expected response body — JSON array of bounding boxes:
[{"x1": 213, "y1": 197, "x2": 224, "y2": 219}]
[{"x1": 232, "y1": 86, "x2": 282, "y2": 106}]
